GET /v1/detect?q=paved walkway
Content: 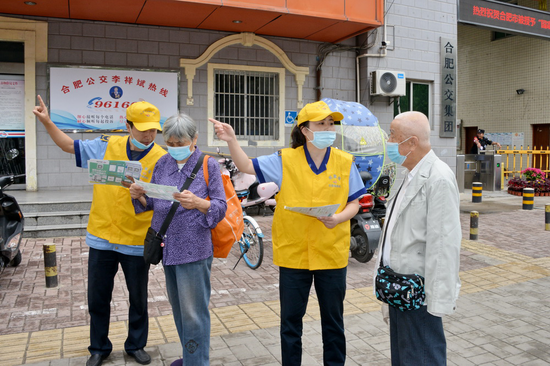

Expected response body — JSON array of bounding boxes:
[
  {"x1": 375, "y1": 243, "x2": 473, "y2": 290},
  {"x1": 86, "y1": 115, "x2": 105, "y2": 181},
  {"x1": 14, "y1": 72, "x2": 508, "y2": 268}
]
[{"x1": 1, "y1": 190, "x2": 549, "y2": 365}]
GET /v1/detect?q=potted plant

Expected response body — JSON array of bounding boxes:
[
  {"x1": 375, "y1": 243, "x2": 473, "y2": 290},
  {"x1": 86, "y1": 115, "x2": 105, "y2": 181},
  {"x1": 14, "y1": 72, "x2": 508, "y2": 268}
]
[
  {"x1": 522, "y1": 167, "x2": 546, "y2": 181},
  {"x1": 523, "y1": 168, "x2": 549, "y2": 196},
  {"x1": 507, "y1": 168, "x2": 550, "y2": 196},
  {"x1": 507, "y1": 176, "x2": 526, "y2": 195}
]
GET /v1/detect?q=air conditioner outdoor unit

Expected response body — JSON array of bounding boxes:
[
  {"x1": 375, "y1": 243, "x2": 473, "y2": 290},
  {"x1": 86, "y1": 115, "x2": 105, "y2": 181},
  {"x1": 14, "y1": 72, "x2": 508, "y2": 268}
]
[{"x1": 371, "y1": 70, "x2": 406, "y2": 97}]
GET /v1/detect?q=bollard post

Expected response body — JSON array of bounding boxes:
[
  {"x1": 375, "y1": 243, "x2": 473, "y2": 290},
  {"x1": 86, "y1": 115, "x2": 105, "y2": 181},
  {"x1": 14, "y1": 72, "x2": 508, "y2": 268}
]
[
  {"x1": 43, "y1": 244, "x2": 58, "y2": 288},
  {"x1": 546, "y1": 204, "x2": 550, "y2": 231},
  {"x1": 472, "y1": 182, "x2": 483, "y2": 203},
  {"x1": 470, "y1": 211, "x2": 479, "y2": 240},
  {"x1": 522, "y1": 188, "x2": 534, "y2": 210}
]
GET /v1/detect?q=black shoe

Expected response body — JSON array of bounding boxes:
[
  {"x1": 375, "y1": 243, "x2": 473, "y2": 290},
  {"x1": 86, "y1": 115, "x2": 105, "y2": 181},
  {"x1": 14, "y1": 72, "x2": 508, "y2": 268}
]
[
  {"x1": 86, "y1": 354, "x2": 107, "y2": 366},
  {"x1": 127, "y1": 349, "x2": 151, "y2": 365}
]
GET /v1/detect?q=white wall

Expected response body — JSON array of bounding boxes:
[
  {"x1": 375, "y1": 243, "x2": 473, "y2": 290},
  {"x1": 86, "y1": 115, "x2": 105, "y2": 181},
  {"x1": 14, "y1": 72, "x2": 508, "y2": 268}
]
[{"x1": 359, "y1": 0, "x2": 459, "y2": 170}]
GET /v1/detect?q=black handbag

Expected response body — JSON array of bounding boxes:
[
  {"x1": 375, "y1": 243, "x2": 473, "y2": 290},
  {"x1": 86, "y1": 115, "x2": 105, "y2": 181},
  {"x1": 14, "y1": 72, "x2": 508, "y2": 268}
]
[
  {"x1": 374, "y1": 184, "x2": 425, "y2": 311},
  {"x1": 143, "y1": 227, "x2": 164, "y2": 265},
  {"x1": 142, "y1": 156, "x2": 205, "y2": 265}
]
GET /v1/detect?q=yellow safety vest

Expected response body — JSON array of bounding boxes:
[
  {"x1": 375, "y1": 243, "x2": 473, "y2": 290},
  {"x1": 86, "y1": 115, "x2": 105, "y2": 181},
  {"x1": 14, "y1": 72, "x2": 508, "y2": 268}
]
[
  {"x1": 272, "y1": 147, "x2": 353, "y2": 270},
  {"x1": 87, "y1": 135, "x2": 166, "y2": 246}
]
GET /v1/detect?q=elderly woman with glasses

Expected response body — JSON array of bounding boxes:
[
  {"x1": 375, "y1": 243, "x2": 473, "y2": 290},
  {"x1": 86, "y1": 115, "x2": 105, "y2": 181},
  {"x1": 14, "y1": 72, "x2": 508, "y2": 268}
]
[{"x1": 130, "y1": 113, "x2": 227, "y2": 366}]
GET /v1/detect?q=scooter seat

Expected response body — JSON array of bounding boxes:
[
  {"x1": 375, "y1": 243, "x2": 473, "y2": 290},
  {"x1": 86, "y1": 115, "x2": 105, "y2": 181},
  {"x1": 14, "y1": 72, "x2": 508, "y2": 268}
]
[
  {"x1": 248, "y1": 182, "x2": 261, "y2": 201},
  {"x1": 236, "y1": 190, "x2": 249, "y2": 199},
  {"x1": 359, "y1": 171, "x2": 373, "y2": 185},
  {"x1": 0, "y1": 176, "x2": 14, "y2": 189}
]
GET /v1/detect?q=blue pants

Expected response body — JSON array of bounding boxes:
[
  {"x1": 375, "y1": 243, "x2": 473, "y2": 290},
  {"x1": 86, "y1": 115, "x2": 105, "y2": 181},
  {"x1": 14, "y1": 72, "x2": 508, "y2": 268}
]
[
  {"x1": 389, "y1": 305, "x2": 447, "y2": 366},
  {"x1": 87, "y1": 248, "x2": 150, "y2": 356},
  {"x1": 164, "y1": 256, "x2": 212, "y2": 366},
  {"x1": 279, "y1": 266, "x2": 347, "y2": 366}
]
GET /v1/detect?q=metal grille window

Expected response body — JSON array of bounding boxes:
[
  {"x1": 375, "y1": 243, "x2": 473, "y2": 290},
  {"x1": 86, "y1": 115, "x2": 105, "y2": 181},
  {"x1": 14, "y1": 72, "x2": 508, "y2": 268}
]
[{"x1": 213, "y1": 70, "x2": 279, "y2": 141}]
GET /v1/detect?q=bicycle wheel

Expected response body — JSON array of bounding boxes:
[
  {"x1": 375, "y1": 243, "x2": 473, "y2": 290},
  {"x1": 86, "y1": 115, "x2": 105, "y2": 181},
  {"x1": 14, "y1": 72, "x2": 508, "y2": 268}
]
[{"x1": 239, "y1": 215, "x2": 264, "y2": 269}]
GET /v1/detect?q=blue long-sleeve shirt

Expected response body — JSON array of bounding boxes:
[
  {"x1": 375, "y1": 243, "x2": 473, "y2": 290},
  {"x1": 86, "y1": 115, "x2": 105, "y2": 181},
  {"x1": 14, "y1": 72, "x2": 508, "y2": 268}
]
[{"x1": 134, "y1": 148, "x2": 227, "y2": 265}]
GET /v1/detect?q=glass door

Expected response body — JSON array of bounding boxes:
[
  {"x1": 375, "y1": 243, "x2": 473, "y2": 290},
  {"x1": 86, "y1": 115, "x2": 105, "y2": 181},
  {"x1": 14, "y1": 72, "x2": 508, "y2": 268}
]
[{"x1": 0, "y1": 41, "x2": 26, "y2": 186}]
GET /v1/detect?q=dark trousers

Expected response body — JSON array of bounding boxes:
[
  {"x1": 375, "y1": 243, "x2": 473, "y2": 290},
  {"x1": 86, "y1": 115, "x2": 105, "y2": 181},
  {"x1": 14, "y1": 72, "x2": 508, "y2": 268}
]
[
  {"x1": 279, "y1": 266, "x2": 347, "y2": 366},
  {"x1": 87, "y1": 248, "x2": 150, "y2": 356},
  {"x1": 389, "y1": 305, "x2": 447, "y2": 366}
]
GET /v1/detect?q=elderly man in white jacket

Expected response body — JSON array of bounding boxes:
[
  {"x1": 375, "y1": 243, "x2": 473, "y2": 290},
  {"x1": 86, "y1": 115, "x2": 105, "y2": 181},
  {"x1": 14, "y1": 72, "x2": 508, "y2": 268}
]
[{"x1": 379, "y1": 111, "x2": 461, "y2": 366}]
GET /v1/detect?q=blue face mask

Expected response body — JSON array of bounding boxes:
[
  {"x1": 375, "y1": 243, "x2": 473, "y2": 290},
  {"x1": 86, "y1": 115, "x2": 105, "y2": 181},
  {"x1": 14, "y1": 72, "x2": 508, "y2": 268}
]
[
  {"x1": 306, "y1": 128, "x2": 336, "y2": 149},
  {"x1": 130, "y1": 132, "x2": 154, "y2": 150},
  {"x1": 386, "y1": 136, "x2": 412, "y2": 165},
  {"x1": 167, "y1": 145, "x2": 192, "y2": 161}
]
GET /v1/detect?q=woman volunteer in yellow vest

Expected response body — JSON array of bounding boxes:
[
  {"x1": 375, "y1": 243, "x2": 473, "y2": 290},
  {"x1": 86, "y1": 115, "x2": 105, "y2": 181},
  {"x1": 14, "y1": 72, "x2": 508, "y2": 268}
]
[
  {"x1": 33, "y1": 97, "x2": 166, "y2": 366},
  {"x1": 210, "y1": 101, "x2": 366, "y2": 366}
]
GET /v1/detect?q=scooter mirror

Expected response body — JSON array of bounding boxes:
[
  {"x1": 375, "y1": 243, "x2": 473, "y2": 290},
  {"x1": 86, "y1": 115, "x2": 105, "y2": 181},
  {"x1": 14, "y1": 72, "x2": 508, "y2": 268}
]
[{"x1": 7, "y1": 149, "x2": 19, "y2": 161}]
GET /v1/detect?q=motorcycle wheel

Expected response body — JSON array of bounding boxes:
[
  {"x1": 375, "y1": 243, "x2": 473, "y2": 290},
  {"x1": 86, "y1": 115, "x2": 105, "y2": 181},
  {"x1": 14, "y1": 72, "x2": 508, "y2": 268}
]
[
  {"x1": 9, "y1": 251, "x2": 22, "y2": 267},
  {"x1": 350, "y1": 223, "x2": 374, "y2": 263}
]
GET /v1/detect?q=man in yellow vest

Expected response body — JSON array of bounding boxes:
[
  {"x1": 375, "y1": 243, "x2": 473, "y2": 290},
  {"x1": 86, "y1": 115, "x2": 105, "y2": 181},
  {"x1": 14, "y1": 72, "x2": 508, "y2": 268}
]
[{"x1": 33, "y1": 96, "x2": 166, "y2": 366}]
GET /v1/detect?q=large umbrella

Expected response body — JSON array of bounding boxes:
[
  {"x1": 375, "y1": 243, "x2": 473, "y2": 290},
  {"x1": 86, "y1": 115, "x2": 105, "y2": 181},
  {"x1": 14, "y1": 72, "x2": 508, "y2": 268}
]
[{"x1": 322, "y1": 98, "x2": 395, "y2": 193}]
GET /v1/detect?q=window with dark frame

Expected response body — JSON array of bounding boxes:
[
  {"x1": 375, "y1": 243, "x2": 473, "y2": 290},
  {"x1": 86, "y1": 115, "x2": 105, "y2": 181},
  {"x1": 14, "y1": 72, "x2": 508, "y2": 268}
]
[
  {"x1": 393, "y1": 82, "x2": 430, "y2": 119},
  {"x1": 492, "y1": 31, "x2": 515, "y2": 41},
  {"x1": 213, "y1": 69, "x2": 280, "y2": 141}
]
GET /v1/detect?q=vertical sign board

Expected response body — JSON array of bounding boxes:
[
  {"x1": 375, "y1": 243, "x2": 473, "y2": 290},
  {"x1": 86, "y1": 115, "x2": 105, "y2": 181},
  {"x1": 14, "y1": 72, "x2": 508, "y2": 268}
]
[
  {"x1": 440, "y1": 38, "x2": 457, "y2": 138},
  {"x1": 49, "y1": 67, "x2": 179, "y2": 131}
]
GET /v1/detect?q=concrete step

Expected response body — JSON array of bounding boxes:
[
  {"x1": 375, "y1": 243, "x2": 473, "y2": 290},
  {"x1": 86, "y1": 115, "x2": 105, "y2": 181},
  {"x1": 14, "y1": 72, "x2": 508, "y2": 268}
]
[
  {"x1": 24, "y1": 210, "x2": 89, "y2": 227},
  {"x1": 8, "y1": 189, "x2": 93, "y2": 238},
  {"x1": 19, "y1": 200, "x2": 92, "y2": 238},
  {"x1": 23, "y1": 223, "x2": 88, "y2": 238},
  {"x1": 19, "y1": 201, "x2": 92, "y2": 213}
]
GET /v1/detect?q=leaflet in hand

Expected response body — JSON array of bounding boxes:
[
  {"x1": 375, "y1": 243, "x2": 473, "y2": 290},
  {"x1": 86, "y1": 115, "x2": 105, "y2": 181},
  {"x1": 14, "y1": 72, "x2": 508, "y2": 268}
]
[
  {"x1": 134, "y1": 181, "x2": 179, "y2": 202},
  {"x1": 284, "y1": 204, "x2": 340, "y2": 217},
  {"x1": 88, "y1": 159, "x2": 142, "y2": 186}
]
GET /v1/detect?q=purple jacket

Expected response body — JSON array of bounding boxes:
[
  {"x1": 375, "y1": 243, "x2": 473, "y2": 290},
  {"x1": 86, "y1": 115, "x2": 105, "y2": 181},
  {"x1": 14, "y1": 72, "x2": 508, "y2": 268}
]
[{"x1": 134, "y1": 148, "x2": 227, "y2": 265}]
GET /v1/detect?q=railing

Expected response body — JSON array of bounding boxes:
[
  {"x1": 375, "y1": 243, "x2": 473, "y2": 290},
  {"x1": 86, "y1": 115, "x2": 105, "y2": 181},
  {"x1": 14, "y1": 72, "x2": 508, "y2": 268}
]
[{"x1": 497, "y1": 146, "x2": 550, "y2": 181}]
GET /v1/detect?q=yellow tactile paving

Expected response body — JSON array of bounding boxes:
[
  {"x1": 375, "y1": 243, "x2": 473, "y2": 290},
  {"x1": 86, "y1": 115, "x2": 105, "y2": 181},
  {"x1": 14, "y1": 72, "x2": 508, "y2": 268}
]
[
  {"x1": 211, "y1": 312, "x2": 229, "y2": 337},
  {"x1": 4, "y1": 239, "x2": 550, "y2": 365},
  {"x1": 109, "y1": 321, "x2": 129, "y2": 351},
  {"x1": 25, "y1": 329, "x2": 63, "y2": 364},
  {"x1": 461, "y1": 239, "x2": 532, "y2": 262},
  {"x1": 0, "y1": 334, "x2": 28, "y2": 366},
  {"x1": 147, "y1": 317, "x2": 167, "y2": 346},
  {"x1": 0, "y1": 357, "x2": 24, "y2": 366},
  {"x1": 528, "y1": 256, "x2": 550, "y2": 269},
  {"x1": 239, "y1": 302, "x2": 280, "y2": 329},
  {"x1": 214, "y1": 304, "x2": 259, "y2": 333},
  {"x1": 156, "y1": 314, "x2": 180, "y2": 342},
  {"x1": 59, "y1": 349, "x2": 89, "y2": 359},
  {"x1": 345, "y1": 288, "x2": 380, "y2": 315}
]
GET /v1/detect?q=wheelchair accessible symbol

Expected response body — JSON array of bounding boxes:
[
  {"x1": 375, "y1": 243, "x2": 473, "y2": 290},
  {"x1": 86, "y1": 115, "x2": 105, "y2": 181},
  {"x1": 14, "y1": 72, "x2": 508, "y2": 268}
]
[{"x1": 285, "y1": 111, "x2": 297, "y2": 127}]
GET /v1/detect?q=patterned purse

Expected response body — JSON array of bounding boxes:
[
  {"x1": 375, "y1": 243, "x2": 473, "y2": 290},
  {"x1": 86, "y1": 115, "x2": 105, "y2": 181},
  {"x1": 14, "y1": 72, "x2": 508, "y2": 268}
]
[{"x1": 375, "y1": 265, "x2": 425, "y2": 311}]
